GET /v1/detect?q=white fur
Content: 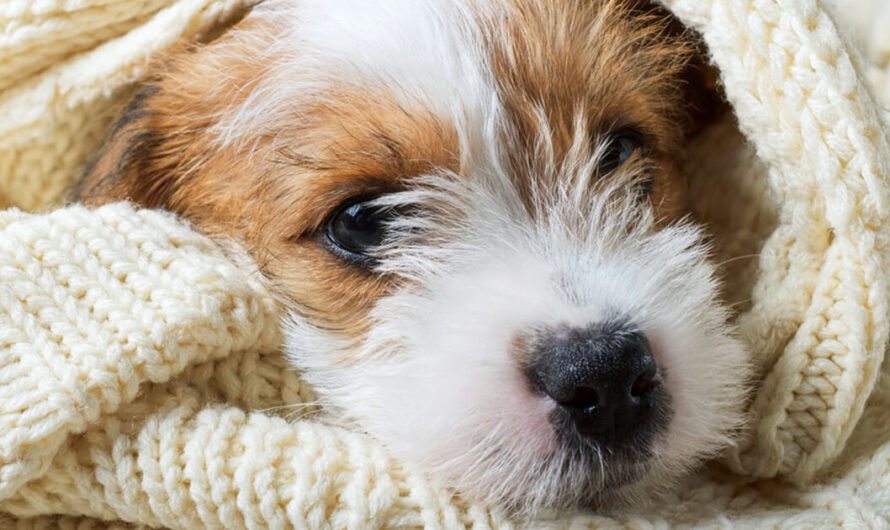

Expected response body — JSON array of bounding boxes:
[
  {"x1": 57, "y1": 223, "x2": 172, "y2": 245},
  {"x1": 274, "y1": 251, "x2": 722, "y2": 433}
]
[
  {"x1": 285, "y1": 171, "x2": 749, "y2": 513},
  {"x1": 215, "y1": 0, "x2": 501, "y2": 159},
  {"x1": 220, "y1": 0, "x2": 751, "y2": 516}
]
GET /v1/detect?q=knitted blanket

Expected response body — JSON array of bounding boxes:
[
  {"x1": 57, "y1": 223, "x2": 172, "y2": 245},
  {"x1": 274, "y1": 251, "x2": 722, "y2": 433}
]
[{"x1": 2, "y1": 0, "x2": 890, "y2": 527}]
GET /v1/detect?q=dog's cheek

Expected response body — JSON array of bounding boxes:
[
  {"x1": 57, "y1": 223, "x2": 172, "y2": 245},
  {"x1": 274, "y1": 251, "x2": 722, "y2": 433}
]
[{"x1": 649, "y1": 157, "x2": 690, "y2": 222}]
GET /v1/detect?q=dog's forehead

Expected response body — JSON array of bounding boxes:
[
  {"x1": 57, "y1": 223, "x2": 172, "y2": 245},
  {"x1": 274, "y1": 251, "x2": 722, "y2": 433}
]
[
  {"x1": 293, "y1": 0, "x2": 491, "y2": 105},
  {"x1": 240, "y1": 0, "x2": 680, "y2": 142},
  {"x1": 247, "y1": 0, "x2": 491, "y2": 127},
  {"x1": 216, "y1": 0, "x2": 691, "y2": 227}
]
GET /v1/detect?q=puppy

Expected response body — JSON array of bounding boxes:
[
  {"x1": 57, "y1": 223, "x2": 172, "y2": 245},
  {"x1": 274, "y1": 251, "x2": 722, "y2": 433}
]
[{"x1": 74, "y1": 0, "x2": 749, "y2": 516}]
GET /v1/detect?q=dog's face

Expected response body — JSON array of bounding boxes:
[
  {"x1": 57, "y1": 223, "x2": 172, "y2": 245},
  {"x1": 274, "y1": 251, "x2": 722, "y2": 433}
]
[{"x1": 75, "y1": 0, "x2": 749, "y2": 515}]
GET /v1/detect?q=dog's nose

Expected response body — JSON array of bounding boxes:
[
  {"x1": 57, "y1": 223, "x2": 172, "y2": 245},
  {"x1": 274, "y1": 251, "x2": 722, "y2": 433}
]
[{"x1": 528, "y1": 325, "x2": 661, "y2": 440}]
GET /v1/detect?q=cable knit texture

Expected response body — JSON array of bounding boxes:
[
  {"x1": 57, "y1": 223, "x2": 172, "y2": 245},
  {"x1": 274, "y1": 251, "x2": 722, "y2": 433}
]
[{"x1": 2, "y1": 0, "x2": 890, "y2": 527}]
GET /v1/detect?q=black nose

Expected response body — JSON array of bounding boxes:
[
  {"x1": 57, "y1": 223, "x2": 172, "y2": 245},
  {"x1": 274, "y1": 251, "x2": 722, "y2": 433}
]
[{"x1": 527, "y1": 325, "x2": 662, "y2": 440}]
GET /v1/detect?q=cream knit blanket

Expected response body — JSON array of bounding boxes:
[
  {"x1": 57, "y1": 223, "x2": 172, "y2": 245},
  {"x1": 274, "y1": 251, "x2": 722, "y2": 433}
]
[{"x1": 3, "y1": 0, "x2": 890, "y2": 527}]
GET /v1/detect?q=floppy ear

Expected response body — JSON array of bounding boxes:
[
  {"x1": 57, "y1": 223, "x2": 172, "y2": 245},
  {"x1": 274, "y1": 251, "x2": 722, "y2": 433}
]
[
  {"x1": 72, "y1": 79, "x2": 205, "y2": 208},
  {"x1": 642, "y1": 0, "x2": 727, "y2": 138},
  {"x1": 623, "y1": 0, "x2": 727, "y2": 137},
  {"x1": 681, "y1": 49, "x2": 728, "y2": 138},
  {"x1": 71, "y1": 12, "x2": 266, "y2": 214}
]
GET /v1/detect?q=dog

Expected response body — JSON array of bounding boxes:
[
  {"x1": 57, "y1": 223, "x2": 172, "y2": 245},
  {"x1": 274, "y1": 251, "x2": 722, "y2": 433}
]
[{"x1": 73, "y1": 0, "x2": 750, "y2": 516}]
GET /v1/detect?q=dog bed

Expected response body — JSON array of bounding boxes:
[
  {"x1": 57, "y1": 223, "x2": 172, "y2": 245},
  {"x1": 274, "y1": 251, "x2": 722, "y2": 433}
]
[{"x1": 2, "y1": 0, "x2": 890, "y2": 527}]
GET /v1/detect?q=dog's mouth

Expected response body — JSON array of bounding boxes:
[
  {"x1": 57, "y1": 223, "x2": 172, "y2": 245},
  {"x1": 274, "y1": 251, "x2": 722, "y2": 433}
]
[
  {"x1": 549, "y1": 388, "x2": 671, "y2": 484},
  {"x1": 482, "y1": 420, "x2": 662, "y2": 515}
]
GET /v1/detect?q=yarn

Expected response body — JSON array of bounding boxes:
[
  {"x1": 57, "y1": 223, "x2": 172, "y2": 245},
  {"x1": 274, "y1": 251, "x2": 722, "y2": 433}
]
[{"x1": 2, "y1": 0, "x2": 890, "y2": 527}]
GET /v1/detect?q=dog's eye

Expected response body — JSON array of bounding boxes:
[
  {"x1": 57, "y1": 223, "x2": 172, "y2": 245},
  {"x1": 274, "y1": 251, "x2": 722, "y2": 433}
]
[
  {"x1": 598, "y1": 129, "x2": 643, "y2": 175},
  {"x1": 325, "y1": 199, "x2": 395, "y2": 262}
]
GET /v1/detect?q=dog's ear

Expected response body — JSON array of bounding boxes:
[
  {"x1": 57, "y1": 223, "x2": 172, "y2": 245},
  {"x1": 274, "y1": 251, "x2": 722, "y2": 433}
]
[
  {"x1": 73, "y1": 78, "x2": 204, "y2": 209},
  {"x1": 681, "y1": 47, "x2": 728, "y2": 138},
  {"x1": 72, "y1": 11, "x2": 259, "y2": 212},
  {"x1": 624, "y1": 0, "x2": 727, "y2": 137}
]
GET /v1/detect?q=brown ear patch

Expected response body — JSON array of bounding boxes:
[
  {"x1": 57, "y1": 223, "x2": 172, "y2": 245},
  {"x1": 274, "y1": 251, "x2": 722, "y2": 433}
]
[
  {"x1": 681, "y1": 44, "x2": 728, "y2": 138},
  {"x1": 71, "y1": 0, "x2": 255, "y2": 207},
  {"x1": 631, "y1": 0, "x2": 728, "y2": 137},
  {"x1": 70, "y1": 11, "x2": 280, "y2": 213},
  {"x1": 72, "y1": 83, "x2": 163, "y2": 206},
  {"x1": 71, "y1": 66, "x2": 230, "y2": 213}
]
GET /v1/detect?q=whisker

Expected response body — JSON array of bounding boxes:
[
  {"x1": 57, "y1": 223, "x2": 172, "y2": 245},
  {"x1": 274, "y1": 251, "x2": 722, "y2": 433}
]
[
  {"x1": 258, "y1": 401, "x2": 323, "y2": 420},
  {"x1": 714, "y1": 253, "x2": 761, "y2": 269}
]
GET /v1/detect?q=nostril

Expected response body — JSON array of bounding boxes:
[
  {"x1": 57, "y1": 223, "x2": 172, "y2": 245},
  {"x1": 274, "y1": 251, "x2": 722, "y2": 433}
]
[
  {"x1": 629, "y1": 351, "x2": 659, "y2": 398},
  {"x1": 630, "y1": 374, "x2": 660, "y2": 397},
  {"x1": 559, "y1": 386, "x2": 600, "y2": 410}
]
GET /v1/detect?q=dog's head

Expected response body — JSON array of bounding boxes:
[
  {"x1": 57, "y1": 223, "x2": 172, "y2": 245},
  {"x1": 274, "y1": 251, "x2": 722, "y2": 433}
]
[{"x1": 75, "y1": 0, "x2": 749, "y2": 515}]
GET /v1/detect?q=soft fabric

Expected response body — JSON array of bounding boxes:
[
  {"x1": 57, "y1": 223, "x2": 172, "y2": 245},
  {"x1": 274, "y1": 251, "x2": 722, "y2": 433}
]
[
  {"x1": 2, "y1": 0, "x2": 890, "y2": 527},
  {"x1": 0, "y1": 0, "x2": 253, "y2": 212}
]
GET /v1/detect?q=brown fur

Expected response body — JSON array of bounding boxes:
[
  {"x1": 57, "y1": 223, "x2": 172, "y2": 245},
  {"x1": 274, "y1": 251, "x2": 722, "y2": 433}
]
[
  {"x1": 73, "y1": 0, "x2": 719, "y2": 338},
  {"x1": 484, "y1": 0, "x2": 711, "y2": 219}
]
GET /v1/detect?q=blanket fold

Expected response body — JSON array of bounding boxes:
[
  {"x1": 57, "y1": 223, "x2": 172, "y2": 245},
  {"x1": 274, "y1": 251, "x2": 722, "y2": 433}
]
[
  {"x1": 663, "y1": 0, "x2": 890, "y2": 483},
  {"x1": 3, "y1": 0, "x2": 890, "y2": 527},
  {"x1": 0, "y1": 205, "x2": 281, "y2": 501},
  {"x1": 0, "y1": 204, "x2": 509, "y2": 529}
]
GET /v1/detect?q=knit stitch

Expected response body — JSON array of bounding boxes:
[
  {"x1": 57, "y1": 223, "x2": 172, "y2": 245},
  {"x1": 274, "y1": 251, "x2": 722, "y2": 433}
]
[{"x1": 2, "y1": 0, "x2": 890, "y2": 527}]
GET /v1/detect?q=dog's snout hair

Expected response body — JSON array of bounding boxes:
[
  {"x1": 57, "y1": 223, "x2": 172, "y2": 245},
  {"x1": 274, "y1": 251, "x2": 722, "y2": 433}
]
[{"x1": 74, "y1": 0, "x2": 750, "y2": 517}]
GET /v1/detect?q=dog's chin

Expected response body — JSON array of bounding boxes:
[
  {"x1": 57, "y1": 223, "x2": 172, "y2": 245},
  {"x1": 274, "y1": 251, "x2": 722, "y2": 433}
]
[
  {"x1": 427, "y1": 420, "x2": 666, "y2": 518},
  {"x1": 462, "y1": 411, "x2": 669, "y2": 513}
]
